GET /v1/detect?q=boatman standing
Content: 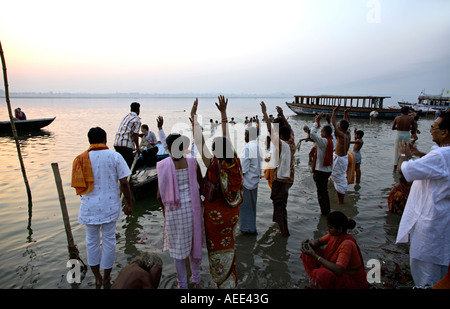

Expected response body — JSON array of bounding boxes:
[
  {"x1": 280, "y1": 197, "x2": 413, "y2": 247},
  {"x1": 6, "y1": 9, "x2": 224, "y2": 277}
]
[{"x1": 114, "y1": 102, "x2": 142, "y2": 168}]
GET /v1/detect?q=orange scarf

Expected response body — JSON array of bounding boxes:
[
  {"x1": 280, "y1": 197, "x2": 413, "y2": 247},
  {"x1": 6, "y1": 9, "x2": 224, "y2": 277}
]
[{"x1": 71, "y1": 143, "x2": 109, "y2": 195}]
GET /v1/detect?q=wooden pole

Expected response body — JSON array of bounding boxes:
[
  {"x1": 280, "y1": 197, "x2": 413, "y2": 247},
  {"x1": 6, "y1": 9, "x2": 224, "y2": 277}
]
[
  {"x1": 51, "y1": 162, "x2": 86, "y2": 269},
  {"x1": 0, "y1": 40, "x2": 33, "y2": 208}
]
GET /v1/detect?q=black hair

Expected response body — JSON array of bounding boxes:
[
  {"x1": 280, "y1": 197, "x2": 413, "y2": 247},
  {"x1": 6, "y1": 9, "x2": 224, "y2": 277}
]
[
  {"x1": 279, "y1": 126, "x2": 291, "y2": 140},
  {"x1": 356, "y1": 130, "x2": 364, "y2": 138},
  {"x1": 141, "y1": 124, "x2": 149, "y2": 131},
  {"x1": 212, "y1": 136, "x2": 234, "y2": 163},
  {"x1": 323, "y1": 125, "x2": 332, "y2": 137},
  {"x1": 339, "y1": 119, "x2": 349, "y2": 131},
  {"x1": 438, "y1": 111, "x2": 450, "y2": 131},
  {"x1": 401, "y1": 106, "x2": 409, "y2": 114},
  {"x1": 272, "y1": 117, "x2": 284, "y2": 125},
  {"x1": 130, "y1": 102, "x2": 140, "y2": 112},
  {"x1": 327, "y1": 211, "x2": 356, "y2": 232},
  {"x1": 166, "y1": 134, "x2": 189, "y2": 159},
  {"x1": 88, "y1": 127, "x2": 107, "y2": 144}
]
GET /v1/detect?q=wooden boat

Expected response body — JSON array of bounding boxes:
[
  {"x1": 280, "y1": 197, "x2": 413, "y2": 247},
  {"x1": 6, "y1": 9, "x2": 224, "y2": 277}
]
[
  {"x1": 285, "y1": 95, "x2": 400, "y2": 119},
  {"x1": 129, "y1": 166, "x2": 158, "y2": 200},
  {"x1": 0, "y1": 117, "x2": 56, "y2": 133},
  {"x1": 129, "y1": 143, "x2": 169, "y2": 200}
]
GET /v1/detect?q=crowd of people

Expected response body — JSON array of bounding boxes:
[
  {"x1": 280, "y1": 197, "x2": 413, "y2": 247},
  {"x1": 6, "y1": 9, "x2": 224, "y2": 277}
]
[{"x1": 70, "y1": 97, "x2": 450, "y2": 289}]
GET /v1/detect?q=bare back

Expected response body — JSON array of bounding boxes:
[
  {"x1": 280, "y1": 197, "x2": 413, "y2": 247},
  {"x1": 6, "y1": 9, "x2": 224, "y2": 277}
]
[{"x1": 392, "y1": 114, "x2": 415, "y2": 132}]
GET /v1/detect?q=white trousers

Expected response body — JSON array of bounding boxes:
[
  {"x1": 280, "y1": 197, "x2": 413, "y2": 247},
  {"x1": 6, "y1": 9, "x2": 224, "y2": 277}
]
[
  {"x1": 410, "y1": 257, "x2": 448, "y2": 287},
  {"x1": 85, "y1": 221, "x2": 117, "y2": 269}
]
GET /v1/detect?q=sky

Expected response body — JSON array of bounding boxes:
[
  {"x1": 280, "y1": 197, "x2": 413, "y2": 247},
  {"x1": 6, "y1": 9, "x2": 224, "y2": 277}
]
[{"x1": 1, "y1": 0, "x2": 449, "y2": 100}]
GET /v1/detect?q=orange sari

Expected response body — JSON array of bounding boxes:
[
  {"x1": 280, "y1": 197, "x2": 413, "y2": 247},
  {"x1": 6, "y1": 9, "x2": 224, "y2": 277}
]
[
  {"x1": 204, "y1": 155, "x2": 243, "y2": 288},
  {"x1": 301, "y1": 234, "x2": 368, "y2": 289}
]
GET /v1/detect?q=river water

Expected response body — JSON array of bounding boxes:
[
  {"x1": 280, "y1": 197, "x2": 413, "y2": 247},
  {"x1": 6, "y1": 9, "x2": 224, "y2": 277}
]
[{"x1": 0, "y1": 97, "x2": 436, "y2": 289}]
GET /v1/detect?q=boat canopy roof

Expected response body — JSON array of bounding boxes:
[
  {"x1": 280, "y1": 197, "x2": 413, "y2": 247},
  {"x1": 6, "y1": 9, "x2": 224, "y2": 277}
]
[{"x1": 293, "y1": 95, "x2": 391, "y2": 109}]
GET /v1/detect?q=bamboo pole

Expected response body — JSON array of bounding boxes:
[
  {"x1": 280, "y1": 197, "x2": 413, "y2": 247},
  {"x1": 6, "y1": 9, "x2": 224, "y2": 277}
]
[
  {"x1": 51, "y1": 162, "x2": 86, "y2": 269},
  {"x1": 0, "y1": 40, "x2": 33, "y2": 208}
]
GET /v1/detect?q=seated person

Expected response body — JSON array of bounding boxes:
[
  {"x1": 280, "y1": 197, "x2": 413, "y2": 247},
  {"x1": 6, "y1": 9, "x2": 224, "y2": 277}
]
[
  {"x1": 14, "y1": 108, "x2": 26, "y2": 120},
  {"x1": 111, "y1": 252, "x2": 162, "y2": 289},
  {"x1": 138, "y1": 124, "x2": 159, "y2": 166},
  {"x1": 300, "y1": 211, "x2": 368, "y2": 289}
]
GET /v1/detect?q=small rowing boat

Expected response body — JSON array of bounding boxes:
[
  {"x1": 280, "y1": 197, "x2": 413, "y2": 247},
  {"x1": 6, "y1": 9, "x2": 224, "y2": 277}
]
[
  {"x1": 129, "y1": 142, "x2": 169, "y2": 200},
  {"x1": 0, "y1": 117, "x2": 56, "y2": 133}
]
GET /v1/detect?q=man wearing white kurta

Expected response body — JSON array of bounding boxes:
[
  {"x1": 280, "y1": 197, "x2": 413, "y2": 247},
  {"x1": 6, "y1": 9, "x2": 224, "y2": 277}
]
[
  {"x1": 75, "y1": 127, "x2": 133, "y2": 286},
  {"x1": 396, "y1": 111, "x2": 450, "y2": 287},
  {"x1": 239, "y1": 127, "x2": 262, "y2": 234}
]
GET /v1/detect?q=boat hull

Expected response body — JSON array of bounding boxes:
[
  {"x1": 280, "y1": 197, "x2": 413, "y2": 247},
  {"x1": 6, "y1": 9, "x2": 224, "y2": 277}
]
[
  {"x1": 286, "y1": 102, "x2": 400, "y2": 119},
  {"x1": 0, "y1": 117, "x2": 56, "y2": 133},
  {"x1": 129, "y1": 166, "x2": 158, "y2": 200}
]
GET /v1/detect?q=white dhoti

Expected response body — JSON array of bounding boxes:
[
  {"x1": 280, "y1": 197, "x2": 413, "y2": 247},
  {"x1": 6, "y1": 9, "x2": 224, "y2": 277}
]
[
  {"x1": 331, "y1": 153, "x2": 348, "y2": 194},
  {"x1": 394, "y1": 131, "x2": 411, "y2": 166}
]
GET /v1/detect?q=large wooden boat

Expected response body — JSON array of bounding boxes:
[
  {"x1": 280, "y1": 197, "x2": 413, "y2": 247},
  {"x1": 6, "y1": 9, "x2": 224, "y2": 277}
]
[
  {"x1": 286, "y1": 95, "x2": 400, "y2": 119},
  {"x1": 0, "y1": 117, "x2": 56, "y2": 133}
]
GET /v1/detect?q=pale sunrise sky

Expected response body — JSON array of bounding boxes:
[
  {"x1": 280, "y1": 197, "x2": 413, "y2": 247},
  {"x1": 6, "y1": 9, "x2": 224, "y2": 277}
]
[{"x1": 0, "y1": 0, "x2": 449, "y2": 99}]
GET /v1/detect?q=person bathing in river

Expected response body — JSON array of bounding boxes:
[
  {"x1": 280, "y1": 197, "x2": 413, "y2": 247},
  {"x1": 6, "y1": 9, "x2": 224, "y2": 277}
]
[{"x1": 330, "y1": 105, "x2": 351, "y2": 204}]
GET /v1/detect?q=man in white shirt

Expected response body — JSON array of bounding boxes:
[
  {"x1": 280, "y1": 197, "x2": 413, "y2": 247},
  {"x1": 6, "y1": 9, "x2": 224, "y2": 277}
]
[
  {"x1": 114, "y1": 102, "x2": 141, "y2": 168},
  {"x1": 73, "y1": 127, "x2": 133, "y2": 286},
  {"x1": 239, "y1": 127, "x2": 262, "y2": 234},
  {"x1": 309, "y1": 113, "x2": 334, "y2": 216},
  {"x1": 396, "y1": 111, "x2": 450, "y2": 286}
]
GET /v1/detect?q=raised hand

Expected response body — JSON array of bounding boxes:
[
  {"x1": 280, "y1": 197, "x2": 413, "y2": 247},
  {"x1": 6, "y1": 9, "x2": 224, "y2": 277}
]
[
  {"x1": 215, "y1": 95, "x2": 228, "y2": 114},
  {"x1": 157, "y1": 115, "x2": 164, "y2": 130},
  {"x1": 260, "y1": 101, "x2": 267, "y2": 114},
  {"x1": 191, "y1": 97, "x2": 198, "y2": 117}
]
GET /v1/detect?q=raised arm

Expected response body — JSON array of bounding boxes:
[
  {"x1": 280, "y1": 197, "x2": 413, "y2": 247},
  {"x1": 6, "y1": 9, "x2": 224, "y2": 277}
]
[
  {"x1": 331, "y1": 104, "x2": 345, "y2": 138},
  {"x1": 276, "y1": 106, "x2": 290, "y2": 128},
  {"x1": 190, "y1": 98, "x2": 212, "y2": 168},
  {"x1": 215, "y1": 95, "x2": 230, "y2": 139},
  {"x1": 260, "y1": 101, "x2": 271, "y2": 135}
]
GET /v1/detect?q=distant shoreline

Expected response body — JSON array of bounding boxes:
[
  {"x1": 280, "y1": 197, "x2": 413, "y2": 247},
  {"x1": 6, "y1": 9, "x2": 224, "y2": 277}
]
[{"x1": 0, "y1": 90, "x2": 293, "y2": 99}]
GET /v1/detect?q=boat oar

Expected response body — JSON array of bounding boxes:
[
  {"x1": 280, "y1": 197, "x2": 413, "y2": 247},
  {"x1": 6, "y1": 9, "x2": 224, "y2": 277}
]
[{"x1": 51, "y1": 162, "x2": 86, "y2": 270}]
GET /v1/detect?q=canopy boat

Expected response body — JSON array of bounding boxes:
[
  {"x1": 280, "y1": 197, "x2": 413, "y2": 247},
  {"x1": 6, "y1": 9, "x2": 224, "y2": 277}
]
[
  {"x1": 286, "y1": 95, "x2": 399, "y2": 119},
  {"x1": 0, "y1": 117, "x2": 56, "y2": 133},
  {"x1": 398, "y1": 90, "x2": 450, "y2": 114}
]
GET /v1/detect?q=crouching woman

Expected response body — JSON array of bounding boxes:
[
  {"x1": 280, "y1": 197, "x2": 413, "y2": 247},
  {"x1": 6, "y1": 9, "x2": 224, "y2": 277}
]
[{"x1": 300, "y1": 211, "x2": 368, "y2": 289}]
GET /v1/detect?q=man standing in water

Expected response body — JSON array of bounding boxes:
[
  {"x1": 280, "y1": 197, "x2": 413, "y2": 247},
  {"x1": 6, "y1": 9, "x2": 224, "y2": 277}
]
[
  {"x1": 114, "y1": 102, "x2": 142, "y2": 168},
  {"x1": 330, "y1": 106, "x2": 350, "y2": 204},
  {"x1": 392, "y1": 106, "x2": 415, "y2": 171},
  {"x1": 261, "y1": 102, "x2": 295, "y2": 237},
  {"x1": 71, "y1": 127, "x2": 133, "y2": 286},
  {"x1": 396, "y1": 111, "x2": 450, "y2": 287}
]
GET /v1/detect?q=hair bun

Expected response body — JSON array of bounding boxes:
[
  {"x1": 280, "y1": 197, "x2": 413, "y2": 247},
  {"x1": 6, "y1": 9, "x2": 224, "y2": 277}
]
[{"x1": 347, "y1": 219, "x2": 356, "y2": 230}]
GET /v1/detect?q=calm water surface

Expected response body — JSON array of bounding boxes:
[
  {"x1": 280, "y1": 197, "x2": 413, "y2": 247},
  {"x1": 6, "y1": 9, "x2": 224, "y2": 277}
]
[{"x1": 0, "y1": 97, "x2": 435, "y2": 289}]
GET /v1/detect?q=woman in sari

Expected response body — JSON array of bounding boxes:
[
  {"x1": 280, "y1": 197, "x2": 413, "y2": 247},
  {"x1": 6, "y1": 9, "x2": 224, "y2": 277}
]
[
  {"x1": 300, "y1": 211, "x2": 368, "y2": 289},
  {"x1": 387, "y1": 172, "x2": 411, "y2": 214},
  {"x1": 190, "y1": 96, "x2": 243, "y2": 288}
]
